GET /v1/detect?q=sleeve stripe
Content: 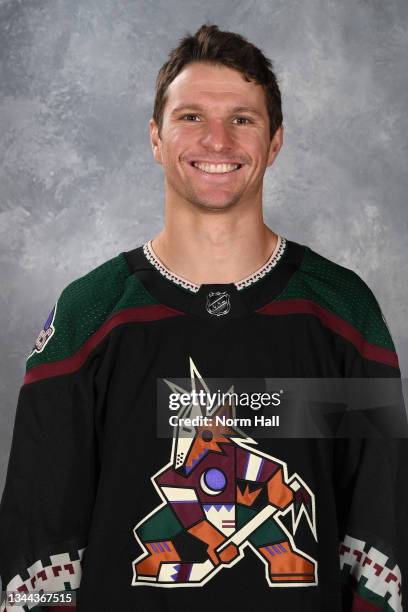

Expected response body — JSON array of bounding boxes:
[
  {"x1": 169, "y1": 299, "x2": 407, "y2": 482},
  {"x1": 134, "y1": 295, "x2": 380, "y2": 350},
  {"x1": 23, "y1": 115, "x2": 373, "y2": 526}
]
[
  {"x1": 0, "y1": 548, "x2": 84, "y2": 612},
  {"x1": 340, "y1": 533, "x2": 402, "y2": 611},
  {"x1": 256, "y1": 298, "x2": 399, "y2": 369}
]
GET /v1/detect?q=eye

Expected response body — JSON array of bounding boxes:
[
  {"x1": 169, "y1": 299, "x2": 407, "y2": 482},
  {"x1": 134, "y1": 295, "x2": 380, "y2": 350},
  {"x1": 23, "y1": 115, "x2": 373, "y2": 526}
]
[
  {"x1": 233, "y1": 116, "x2": 252, "y2": 124},
  {"x1": 180, "y1": 114, "x2": 200, "y2": 121}
]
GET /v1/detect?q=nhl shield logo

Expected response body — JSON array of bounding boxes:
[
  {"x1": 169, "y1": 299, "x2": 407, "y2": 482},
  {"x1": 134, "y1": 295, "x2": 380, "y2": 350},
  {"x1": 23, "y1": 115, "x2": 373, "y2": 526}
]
[{"x1": 206, "y1": 291, "x2": 231, "y2": 316}]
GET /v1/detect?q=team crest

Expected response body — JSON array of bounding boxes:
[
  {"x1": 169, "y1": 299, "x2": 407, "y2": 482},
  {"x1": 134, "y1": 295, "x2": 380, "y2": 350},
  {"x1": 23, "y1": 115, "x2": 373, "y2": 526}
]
[
  {"x1": 27, "y1": 302, "x2": 57, "y2": 359},
  {"x1": 131, "y1": 358, "x2": 318, "y2": 588},
  {"x1": 205, "y1": 291, "x2": 230, "y2": 316}
]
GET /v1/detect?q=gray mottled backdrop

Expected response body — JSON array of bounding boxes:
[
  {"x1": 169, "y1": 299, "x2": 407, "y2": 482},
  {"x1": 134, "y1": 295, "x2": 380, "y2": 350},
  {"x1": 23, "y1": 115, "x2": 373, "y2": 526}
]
[{"x1": 1, "y1": 0, "x2": 407, "y2": 497}]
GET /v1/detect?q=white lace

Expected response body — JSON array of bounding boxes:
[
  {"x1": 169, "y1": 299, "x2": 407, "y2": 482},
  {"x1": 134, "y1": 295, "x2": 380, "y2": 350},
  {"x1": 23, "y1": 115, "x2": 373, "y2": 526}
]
[{"x1": 142, "y1": 235, "x2": 287, "y2": 293}]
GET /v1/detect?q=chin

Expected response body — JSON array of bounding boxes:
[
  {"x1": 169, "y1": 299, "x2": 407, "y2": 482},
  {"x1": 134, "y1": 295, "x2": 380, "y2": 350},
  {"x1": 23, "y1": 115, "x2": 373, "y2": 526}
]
[
  {"x1": 192, "y1": 199, "x2": 240, "y2": 212},
  {"x1": 189, "y1": 192, "x2": 242, "y2": 210}
]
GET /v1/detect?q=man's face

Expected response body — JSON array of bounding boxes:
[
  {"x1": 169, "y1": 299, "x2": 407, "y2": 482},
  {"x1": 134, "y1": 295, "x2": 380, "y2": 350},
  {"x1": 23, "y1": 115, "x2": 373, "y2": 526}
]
[{"x1": 150, "y1": 62, "x2": 283, "y2": 212}]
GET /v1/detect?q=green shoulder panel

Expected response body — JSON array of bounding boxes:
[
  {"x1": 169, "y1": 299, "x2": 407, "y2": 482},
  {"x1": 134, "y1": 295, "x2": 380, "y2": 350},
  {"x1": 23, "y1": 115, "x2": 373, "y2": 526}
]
[
  {"x1": 277, "y1": 246, "x2": 396, "y2": 352},
  {"x1": 26, "y1": 252, "x2": 158, "y2": 372}
]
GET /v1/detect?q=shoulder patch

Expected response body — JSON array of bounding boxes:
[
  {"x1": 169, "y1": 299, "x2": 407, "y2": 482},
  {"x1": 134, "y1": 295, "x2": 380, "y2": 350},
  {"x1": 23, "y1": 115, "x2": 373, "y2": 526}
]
[{"x1": 27, "y1": 302, "x2": 57, "y2": 360}]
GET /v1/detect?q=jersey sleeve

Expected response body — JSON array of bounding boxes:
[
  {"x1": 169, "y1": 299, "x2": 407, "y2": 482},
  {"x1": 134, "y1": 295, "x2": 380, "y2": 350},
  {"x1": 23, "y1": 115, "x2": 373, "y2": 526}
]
[
  {"x1": 0, "y1": 283, "x2": 102, "y2": 611},
  {"x1": 334, "y1": 278, "x2": 407, "y2": 611}
]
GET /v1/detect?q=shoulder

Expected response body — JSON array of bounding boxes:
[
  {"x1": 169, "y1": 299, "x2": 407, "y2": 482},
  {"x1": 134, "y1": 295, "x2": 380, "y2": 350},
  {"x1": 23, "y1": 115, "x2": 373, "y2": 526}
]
[
  {"x1": 281, "y1": 241, "x2": 396, "y2": 357},
  {"x1": 25, "y1": 249, "x2": 156, "y2": 382},
  {"x1": 299, "y1": 244, "x2": 381, "y2": 310}
]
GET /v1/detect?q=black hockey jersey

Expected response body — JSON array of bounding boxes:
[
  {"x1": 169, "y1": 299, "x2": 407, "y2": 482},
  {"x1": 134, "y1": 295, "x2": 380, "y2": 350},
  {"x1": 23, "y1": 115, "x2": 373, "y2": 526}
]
[{"x1": 0, "y1": 235, "x2": 406, "y2": 612}]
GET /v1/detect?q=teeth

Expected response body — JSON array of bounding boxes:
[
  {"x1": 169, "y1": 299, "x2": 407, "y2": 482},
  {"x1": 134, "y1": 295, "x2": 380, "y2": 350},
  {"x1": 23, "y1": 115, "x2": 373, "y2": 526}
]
[{"x1": 193, "y1": 162, "x2": 240, "y2": 173}]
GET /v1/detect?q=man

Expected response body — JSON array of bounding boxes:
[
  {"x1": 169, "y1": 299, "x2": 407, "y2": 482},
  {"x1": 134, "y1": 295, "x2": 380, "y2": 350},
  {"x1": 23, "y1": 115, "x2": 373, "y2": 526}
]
[{"x1": 0, "y1": 23, "x2": 406, "y2": 612}]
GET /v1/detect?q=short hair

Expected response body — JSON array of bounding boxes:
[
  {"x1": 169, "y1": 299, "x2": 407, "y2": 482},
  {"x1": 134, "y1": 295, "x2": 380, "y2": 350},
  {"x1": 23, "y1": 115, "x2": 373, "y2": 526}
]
[{"x1": 152, "y1": 23, "x2": 283, "y2": 141}]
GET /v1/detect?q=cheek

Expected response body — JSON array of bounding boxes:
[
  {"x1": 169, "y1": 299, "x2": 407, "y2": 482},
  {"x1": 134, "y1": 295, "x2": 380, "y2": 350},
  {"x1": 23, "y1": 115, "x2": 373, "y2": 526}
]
[
  {"x1": 162, "y1": 130, "x2": 191, "y2": 162},
  {"x1": 165, "y1": 126, "x2": 192, "y2": 144},
  {"x1": 240, "y1": 131, "x2": 267, "y2": 152}
]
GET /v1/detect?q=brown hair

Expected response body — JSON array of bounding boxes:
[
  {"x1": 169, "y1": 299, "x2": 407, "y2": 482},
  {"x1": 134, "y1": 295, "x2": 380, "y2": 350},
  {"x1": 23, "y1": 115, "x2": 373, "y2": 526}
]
[{"x1": 152, "y1": 23, "x2": 283, "y2": 141}]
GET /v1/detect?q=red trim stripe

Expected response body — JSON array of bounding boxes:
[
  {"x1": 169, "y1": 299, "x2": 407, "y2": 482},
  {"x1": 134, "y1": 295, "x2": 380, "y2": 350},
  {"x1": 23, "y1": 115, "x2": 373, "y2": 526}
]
[
  {"x1": 24, "y1": 304, "x2": 185, "y2": 385},
  {"x1": 256, "y1": 298, "x2": 399, "y2": 369}
]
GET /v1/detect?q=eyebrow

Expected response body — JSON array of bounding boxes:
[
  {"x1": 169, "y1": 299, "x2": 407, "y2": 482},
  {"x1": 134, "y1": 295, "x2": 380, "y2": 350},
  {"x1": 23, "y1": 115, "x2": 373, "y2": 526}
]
[{"x1": 170, "y1": 104, "x2": 264, "y2": 118}]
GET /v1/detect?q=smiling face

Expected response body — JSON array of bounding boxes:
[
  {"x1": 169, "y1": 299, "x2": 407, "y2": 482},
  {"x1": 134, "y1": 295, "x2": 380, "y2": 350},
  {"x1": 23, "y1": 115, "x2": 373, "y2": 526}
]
[{"x1": 150, "y1": 62, "x2": 283, "y2": 212}]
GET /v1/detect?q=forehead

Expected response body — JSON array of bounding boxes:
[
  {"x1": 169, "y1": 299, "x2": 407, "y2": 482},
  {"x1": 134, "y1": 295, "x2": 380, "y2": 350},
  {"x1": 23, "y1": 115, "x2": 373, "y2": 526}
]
[{"x1": 165, "y1": 62, "x2": 266, "y2": 109}]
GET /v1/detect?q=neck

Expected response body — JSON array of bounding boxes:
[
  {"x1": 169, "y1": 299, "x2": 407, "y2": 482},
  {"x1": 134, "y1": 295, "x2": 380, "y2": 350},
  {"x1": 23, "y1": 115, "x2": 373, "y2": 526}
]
[{"x1": 150, "y1": 205, "x2": 279, "y2": 286}]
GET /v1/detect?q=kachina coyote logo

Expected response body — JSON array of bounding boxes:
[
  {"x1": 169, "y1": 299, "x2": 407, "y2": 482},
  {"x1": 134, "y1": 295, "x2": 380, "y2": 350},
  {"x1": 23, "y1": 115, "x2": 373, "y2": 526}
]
[{"x1": 131, "y1": 358, "x2": 318, "y2": 588}]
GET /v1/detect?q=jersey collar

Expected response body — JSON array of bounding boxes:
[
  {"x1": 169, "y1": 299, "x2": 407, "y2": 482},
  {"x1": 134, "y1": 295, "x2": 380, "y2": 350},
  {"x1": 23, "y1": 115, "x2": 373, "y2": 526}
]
[
  {"x1": 142, "y1": 235, "x2": 287, "y2": 293},
  {"x1": 124, "y1": 237, "x2": 305, "y2": 320}
]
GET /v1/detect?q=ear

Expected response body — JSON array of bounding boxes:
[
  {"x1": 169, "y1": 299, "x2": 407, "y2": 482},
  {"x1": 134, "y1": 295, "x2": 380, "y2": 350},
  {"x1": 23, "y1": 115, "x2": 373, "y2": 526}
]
[
  {"x1": 266, "y1": 124, "x2": 284, "y2": 167},
  {"x1": 149, "y1": 118, "x2": 163, "y2": 165}
]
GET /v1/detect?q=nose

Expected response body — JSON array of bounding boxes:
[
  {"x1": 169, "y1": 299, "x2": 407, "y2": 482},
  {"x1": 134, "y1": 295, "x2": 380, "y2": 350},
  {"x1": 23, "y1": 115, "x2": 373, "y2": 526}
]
[{"x1": 199, "y1": 119, "x2": 235, "y2": 152}]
